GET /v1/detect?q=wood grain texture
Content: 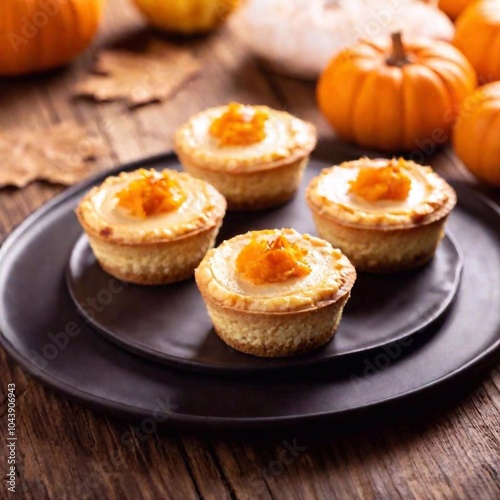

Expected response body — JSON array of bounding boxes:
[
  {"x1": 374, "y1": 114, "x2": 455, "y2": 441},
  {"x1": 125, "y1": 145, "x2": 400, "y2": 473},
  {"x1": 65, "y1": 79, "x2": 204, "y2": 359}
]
[{"x1": 0, "y1": 1, "x2": 499, "y2": 499}]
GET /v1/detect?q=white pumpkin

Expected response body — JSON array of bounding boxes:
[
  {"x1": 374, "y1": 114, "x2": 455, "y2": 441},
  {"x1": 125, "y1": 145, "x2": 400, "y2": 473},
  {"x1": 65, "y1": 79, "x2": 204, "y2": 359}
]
[{"x1": 234, "y1": 0, "x2": 455, "y2": 80}]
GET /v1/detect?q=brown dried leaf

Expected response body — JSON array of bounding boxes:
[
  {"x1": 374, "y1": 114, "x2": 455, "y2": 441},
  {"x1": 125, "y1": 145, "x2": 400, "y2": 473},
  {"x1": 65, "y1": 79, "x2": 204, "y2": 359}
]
[
  {"x1": 0, "y1": 122, "x2": 106, "y2": 188},
  {"x1": 76, "y1": 40, "x2": 201, "y2": 107}
]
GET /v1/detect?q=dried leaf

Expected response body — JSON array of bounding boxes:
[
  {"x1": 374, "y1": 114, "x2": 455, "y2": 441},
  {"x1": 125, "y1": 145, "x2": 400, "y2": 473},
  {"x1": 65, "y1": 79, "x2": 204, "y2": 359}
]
[
  {"x1": 76, "y1": 40, "x2": 201, "y2": 107},
  {"x1": 0, "y1": 122, "x2": 106, "y2": 188}
]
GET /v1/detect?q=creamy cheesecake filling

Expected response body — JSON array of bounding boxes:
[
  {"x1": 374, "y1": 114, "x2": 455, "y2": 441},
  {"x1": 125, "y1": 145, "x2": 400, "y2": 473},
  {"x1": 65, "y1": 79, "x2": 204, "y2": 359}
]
[
  {"x1": 195, "y1": 111, "x2": 288, "y2": 157},
  {"x1": 197, "y1": 229, "x2": 355, "y2": 312},
  {"x1": 95, "y1": 174, "x2": 204, "y2": 230},
  {"x1": 308, "y1": 159, "x2": 454, "y2": 227},
  {"x1": 175, "y1": 105, "x2": 317, "y2": 171},
  {"x1": 78, "y1": 170, "x2": 226, "y2": 243}
]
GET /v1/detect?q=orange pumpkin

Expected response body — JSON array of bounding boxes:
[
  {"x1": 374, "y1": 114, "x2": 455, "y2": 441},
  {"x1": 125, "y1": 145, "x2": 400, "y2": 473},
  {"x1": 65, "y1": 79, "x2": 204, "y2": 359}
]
[
  {"x1": 0, "y1": 0, "x2": 104, "y2": 76},
  {"x1": 132, "y1": 0, "x2": 240, "y2": 34},
  {"x1": 438, "y1": 0, "x2": 477, "y2": 20},
  {"x1": 453, "y1": 0, "x2": 500, "y2": 84},
  {"x1": 317, "y1": 32, "x2": 477, "y2": 152},
  {"x1": 453, "y1": 82, "x2": 500, "y2": 187}
]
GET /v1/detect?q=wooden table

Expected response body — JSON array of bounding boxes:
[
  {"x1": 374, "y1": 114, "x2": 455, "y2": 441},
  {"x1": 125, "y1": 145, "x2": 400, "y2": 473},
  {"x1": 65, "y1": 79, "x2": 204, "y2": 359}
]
[{"x1": 1, "y1": 1, "x2": 499, "y2": 498}]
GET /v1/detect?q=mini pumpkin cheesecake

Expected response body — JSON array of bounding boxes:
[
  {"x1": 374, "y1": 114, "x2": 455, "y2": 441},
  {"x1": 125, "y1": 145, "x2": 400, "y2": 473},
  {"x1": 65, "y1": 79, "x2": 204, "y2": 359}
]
[
  {"x1": 174, "y1": 103, "x2": 317, "y2": 210},
  {"x1": 76, "y1": 168, "x2": 226, "y2": 285},
  {"x1": 195, "y1": 229, "x2": 356, "y2": 357},
  {"x1": 306, "y1": 158, "x2": 457, "y2": 272}
]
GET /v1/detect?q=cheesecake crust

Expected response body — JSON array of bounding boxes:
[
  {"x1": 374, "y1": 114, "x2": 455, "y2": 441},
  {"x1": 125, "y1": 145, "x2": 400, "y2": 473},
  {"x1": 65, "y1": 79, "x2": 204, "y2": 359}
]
[
  {"x1": 195, "y1": 229, "x2": 356, "y2": 357},
  {"x1": 76, "y1": 169, "x2": 227, "y2": 285},
  {"x1": 306, "y1": 158, "x2": 457, "y2": 272},
  {"x1": 174, "y1": 105, "x2": 317, "y2": 210}
]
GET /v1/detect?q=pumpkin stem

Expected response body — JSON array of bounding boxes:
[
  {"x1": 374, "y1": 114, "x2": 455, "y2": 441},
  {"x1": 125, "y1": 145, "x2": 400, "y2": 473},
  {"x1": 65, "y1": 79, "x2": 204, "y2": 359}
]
[{"x1": 387, "y1": 32, "x2": 410, "y2": 67}]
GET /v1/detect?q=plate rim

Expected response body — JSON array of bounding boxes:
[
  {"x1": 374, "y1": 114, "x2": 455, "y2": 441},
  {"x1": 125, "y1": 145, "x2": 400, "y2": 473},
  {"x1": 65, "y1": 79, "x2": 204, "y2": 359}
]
[{"x1": 0, "y1": 318, "x2": 498, "y2": 428}]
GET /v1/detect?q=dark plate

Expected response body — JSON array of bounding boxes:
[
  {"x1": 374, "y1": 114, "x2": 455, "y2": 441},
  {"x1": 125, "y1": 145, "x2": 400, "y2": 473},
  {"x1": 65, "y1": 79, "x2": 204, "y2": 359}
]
[
  {"x1": 0, "y1": 153, "x2": 498, "y2": 428},
  {"x1": 65, "y1": 154, "x2": 462, "y2": 373}
]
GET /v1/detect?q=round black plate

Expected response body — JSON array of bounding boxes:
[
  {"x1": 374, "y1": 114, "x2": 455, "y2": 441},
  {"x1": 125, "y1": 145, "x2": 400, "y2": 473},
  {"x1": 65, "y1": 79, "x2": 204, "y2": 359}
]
[
  {"x1": 66, "y1": 232, "x2": 462, "y2": 374},
  {"x1": 0, "y1": 154, "x2": 498, "y2": 428}
]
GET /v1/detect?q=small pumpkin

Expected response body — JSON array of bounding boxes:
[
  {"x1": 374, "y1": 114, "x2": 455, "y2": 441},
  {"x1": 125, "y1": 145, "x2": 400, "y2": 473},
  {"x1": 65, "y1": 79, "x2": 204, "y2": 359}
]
[
  {"x1": 453, "y1": 0, "x2": 500, "y2": 84},
  {"x1": 132, "y1": 0, "x2": 240, "y2": 34},
  {"x1": 317, "y1": 32, "x2": 477, "y2": 152},
  {"x1": 453, "y1": 82, "x2": 500, "y2": 187},
  {"x1": 437, "y1": 0, "x2": 477, "y2": 20},
  {"x1": 0, "y1": 0, "x2": 104, "y2": 76}
]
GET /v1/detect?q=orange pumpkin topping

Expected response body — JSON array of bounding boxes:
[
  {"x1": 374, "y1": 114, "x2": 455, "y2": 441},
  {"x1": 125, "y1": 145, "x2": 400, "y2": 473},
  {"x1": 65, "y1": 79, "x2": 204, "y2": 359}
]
[
  {"x1": 116, "y1": 169, "x2": 185, "y2": 218},
  {"x1": 209, "y1": 102, "x2": 268, "y2": 146},
  {"x1": 236, "y1": 234, "x2": 311, "y2": 285},
  {"x1": 349, "y1": 162, "x2": 411, "y2": 202}
]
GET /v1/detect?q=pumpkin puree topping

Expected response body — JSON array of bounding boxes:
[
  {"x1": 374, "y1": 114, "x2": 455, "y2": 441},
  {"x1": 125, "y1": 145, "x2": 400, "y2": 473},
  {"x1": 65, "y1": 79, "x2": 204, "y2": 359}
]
[
  {"x1": 236, "y1": 234, "x2": 311, "y2": 285},
  {"x1": 116, "y1": 169, "x2": 186, "y2": 218},
  {"x1": 209, "y1": 102, "x2": 268, "y2": 146},
  {"x1": 349, "y1": 161, "x2": 412, "y2": 202}
]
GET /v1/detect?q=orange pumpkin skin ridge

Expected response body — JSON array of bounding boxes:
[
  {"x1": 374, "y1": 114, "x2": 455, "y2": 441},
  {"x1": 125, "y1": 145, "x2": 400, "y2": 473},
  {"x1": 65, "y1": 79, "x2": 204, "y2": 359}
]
[
  {"x1": 438, "y1": 0, "x2": 476, "y2": 20},
  {"x1": 0, "y1": 0, "x2": 104, "y2": 76},
  {"x1": 453, "y1": 82, "x2": 500, "y2": 188},
  {"x1": 453, "y1": 0, "x2": 500, "y2": 84},
  {"x1": 317, "y1": 36, "x2": 477, "y2": 153}
]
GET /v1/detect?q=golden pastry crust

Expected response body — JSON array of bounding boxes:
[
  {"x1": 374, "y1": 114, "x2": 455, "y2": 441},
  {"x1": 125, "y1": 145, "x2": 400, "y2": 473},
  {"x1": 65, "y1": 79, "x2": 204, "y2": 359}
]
[
  {"x1": 85, "y1": 222, "x2": 223, "y2": 285},
  {"x1": 306, "y1": 158, "x2": 456, "y2": 230},
  {"x1": 176, "y1": 154, "x2": 308, "y2": 211},
  {"x1": 174, "y1": 104, "x2": 317, "y2": 210},
  {"x1": 311, "y1": 212, "x2": 446, "y2": 272},
  {"x1": 195, "y1": 229, "x2": 356, "y2": 358},
  {"x1": 76, "y1": 169, "x2": 227, "y2": 285},
  {"x1": 205, "y1": 292, "x2": 351, "y2": 357},
  {"x1": 76, "y1": 169, "x2": 226, "y2": 244},
  {"x1": 174, "y1": 105, "x2": 318, "y2": 172},
  {"x1": 306, "y1": 158, "x2": 456, "y2": 272}
]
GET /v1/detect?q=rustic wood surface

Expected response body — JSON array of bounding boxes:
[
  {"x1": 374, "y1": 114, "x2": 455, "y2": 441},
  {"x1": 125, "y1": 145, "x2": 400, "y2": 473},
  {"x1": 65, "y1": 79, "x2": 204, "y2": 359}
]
[{"x1": 0, "y1": 1, "x2": 499, "y2": 499}]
